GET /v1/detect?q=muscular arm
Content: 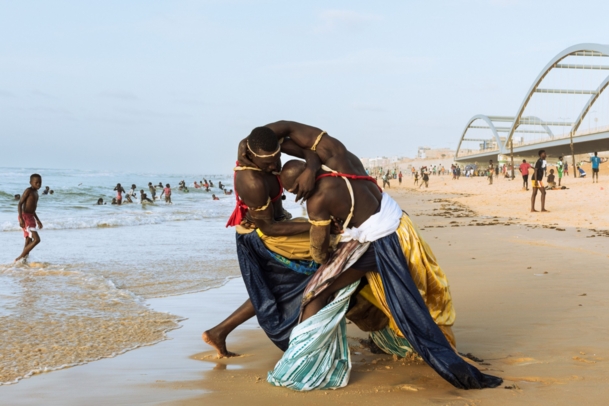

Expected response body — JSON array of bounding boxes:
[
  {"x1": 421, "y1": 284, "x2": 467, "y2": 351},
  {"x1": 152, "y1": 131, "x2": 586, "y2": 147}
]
[
  {"x1": 305, "y1": 194, "x2": 332, "y2": 264},
  {"x1": 280, "y1": 138, "x2": 321, "y2": 201},
  {"x1": 239, "y1": 176, "x2": 311, "y2": 237}
]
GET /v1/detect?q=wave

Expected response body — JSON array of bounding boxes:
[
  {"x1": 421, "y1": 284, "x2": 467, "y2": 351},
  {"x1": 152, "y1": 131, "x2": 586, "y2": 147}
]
[{"x1": 1, "y1": 209, "x2": 230, "y2": 232}]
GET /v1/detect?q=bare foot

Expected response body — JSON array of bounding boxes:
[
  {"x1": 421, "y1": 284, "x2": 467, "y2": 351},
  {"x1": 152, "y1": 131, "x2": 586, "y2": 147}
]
[
  {"x1": 531, "y1": 209, "x2": 538, "y2": 212},
  {"x1": 541, "y1": 209, "x2": 550, "y2": 212},
  {"x1": 202, "y1": 330, "x2": 239, "y2": 358}
]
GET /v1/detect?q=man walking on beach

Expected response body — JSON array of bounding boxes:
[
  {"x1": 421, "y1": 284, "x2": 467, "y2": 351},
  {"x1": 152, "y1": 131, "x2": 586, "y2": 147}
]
[
  {"x1": 531, "y1": 150, "x2": 548, "y2": 212},
  {"x1": 16, "y1": 174, "x2": 43, "y2": 262},
  {"x1": 519, "y1": 159, "x2": 531, "y2": 190},
  {"x1": 556, "y1": 156, "x2": 564, "y2": 187},
  {"x1": 488, "y1": 159, "x2": 494, "y2": 185},
  {"x1": 382, "y1": 171, "x2": 391, "y2": 189},
  {"x1": 398, "y1": 170, "x2": 402, "y2": 185},
  {"x1": 591, "y1": 152, "x2": 601, "y2": 183}
]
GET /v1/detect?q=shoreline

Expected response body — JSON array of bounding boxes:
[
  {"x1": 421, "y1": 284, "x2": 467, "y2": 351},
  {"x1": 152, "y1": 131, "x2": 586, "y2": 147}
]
[{"x1": 2, "y1": 185, "x2": 609, "y2": 405}]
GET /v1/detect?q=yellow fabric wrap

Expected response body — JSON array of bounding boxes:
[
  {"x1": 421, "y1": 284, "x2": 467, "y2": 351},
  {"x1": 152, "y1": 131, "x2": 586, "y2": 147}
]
[
  {"x1": 256, "y1": 229, "x2": 313, "y2": 261},
  {"x1": 361, "y1": 214, "x2": 456, "y2": 347}
]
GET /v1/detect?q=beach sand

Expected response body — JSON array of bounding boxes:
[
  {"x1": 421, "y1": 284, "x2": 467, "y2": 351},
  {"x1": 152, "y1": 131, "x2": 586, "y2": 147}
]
[{"x1": 2, "y1": 174, "x2": 609, "y2": 405}]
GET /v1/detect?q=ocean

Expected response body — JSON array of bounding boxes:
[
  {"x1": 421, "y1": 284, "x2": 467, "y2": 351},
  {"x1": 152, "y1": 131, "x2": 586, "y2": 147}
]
[{"x1": 0, "y1": 167, "x2": 303, "y2": 385}]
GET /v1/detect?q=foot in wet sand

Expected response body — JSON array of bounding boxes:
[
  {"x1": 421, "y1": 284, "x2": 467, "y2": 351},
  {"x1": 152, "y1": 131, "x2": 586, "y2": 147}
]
[{"x1": 202, "y1": 330, "x2": 239, "y2": 358}]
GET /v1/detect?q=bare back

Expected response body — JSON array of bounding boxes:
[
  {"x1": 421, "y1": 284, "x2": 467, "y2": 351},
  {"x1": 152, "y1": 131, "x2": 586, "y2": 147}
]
[
  {"x1": 307, "y1": 175, "x2": 382, "y2": 229},
  {"x1": 265, "y1": 121, "x2": 367, "y2": 176}
]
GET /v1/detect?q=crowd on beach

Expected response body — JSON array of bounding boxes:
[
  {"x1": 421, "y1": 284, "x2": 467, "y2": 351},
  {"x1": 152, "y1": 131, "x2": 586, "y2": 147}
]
[{"x1": 98, "y1": 178, "x2": 233, "y2": 205}]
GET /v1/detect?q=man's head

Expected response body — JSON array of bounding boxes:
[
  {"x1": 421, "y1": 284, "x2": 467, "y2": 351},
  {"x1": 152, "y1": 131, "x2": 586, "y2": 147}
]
[
  {"x1": 523, "y1": 159, "x2": 526, "y2": 163},
  {"x1": 30, "y1": 174, "x2": 42, "y2": 190},
  {"x1": 538, "y1": 149, "x2": 546, "y2": 159},
  {"x1": 246, "y1": 127, "x2": 281, "y2": 173},
  {"x1": 559, "y1": 156, "x2": 563, "y2": 161},
  {"x1": 595, "y1": 151, "x2": 598, "y2": 156},
  {"x1": 489, "y1": 159, "x2": 493, "y2": 163},
  {"x1": 280, "y1": 160, "x2": 307, "y2": 192},
  {"x1": 166, "y1": 183, "x2": 170, "y2": 187},
  {"x1": 148, "y1": 182, "x2": 152, "y2": 186}
]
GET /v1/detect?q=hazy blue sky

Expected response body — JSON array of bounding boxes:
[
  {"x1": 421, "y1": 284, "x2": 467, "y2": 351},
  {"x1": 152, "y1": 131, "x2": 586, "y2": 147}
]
[{"x1": 1, "y1": 0, "x2": 608, "y2": 173}]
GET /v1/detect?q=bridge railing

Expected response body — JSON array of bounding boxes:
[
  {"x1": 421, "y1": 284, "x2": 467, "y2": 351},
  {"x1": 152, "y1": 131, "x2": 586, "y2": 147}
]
[{"x1": 457, "y1": 125, "x2": 609, "y2": 158}]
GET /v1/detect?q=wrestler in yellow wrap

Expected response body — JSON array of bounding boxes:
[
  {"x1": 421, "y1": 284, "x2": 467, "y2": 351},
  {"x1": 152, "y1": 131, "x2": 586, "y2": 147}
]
[{"x1": 280, "y1": 159, "x2": 456, "y2": 347}]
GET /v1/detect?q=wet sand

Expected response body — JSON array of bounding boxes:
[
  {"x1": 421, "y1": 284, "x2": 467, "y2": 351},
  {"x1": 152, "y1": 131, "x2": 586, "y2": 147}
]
[{"x1": 2, "y1": 183, "x2": 609, "y2": 405}]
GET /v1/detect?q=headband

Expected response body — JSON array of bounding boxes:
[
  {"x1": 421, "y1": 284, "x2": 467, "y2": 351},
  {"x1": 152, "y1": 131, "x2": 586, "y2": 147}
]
[{"x1": 247, "y1": 141, "x2": 281, "y2": 158}]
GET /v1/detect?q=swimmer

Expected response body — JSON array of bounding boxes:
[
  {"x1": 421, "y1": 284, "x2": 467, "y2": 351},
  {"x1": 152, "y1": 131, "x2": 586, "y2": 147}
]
[
  {"x1": 224, "y1": 189, "x2": 233, "y2": 195},
  {"x1": 194, "y1": 181, "x2": 201, "y2": 189},
  {"x1": 127, "y1": 184, "x2": 138, "y2": 200},
  {"x1": 218, "y1": 181, "x2": 224, "y2": 190},
  {"x1": 111, "y1": 198, "x2": 118, "y2": 205},
  {"x1": 209, "y1": 180, "x2": 214, "y2": 188},
  {"x1": 14, "y1": 194, "x2": 20, "y2": 200},
  {"x1": 49, "y1": 190, "x2": 54, "y2": 195},
  {"x1": 114, "y1": 183, "x2": 125, "y2": 205},
  {"x1": 15, "y1": 174, "x2": 43, "y2": 262},
  {"x1": 42, "y1": 186, "x2": 50, "y2": 195},
  {"x1": 157, "y1": 182, "x2": 163, "y2": 189},
  {"x1": 212, "y1": 194, "x2": 219, "y2": 200},
  {"x1": 140, "y1": 190, "x2": 153, "y2": 203},
  {"x1": 160, "y1": 183, "x2": 172, "y2": 203},
  {"x1": 97, "y1": 198, "x2": 104, "y2": 205},
  {"x1": 148, "y1": 182, "x2": 157, "y2": 200}
]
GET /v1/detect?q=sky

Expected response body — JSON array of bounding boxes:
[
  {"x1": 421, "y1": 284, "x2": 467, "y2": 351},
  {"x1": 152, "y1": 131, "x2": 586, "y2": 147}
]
[{"x1": 1, "y1": 0, "x2": 608, "y2": 173}]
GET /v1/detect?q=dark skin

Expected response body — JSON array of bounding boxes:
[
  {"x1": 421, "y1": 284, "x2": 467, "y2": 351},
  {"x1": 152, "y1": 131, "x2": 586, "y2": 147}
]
[
  {"x1": 280, "y1": 160, "x2": 382, "y2": 321},
  {"x1": 531, "y1": 152, "x2": 548, "y2": 212},
  {"x1": 238, "y1": 121, "x2": 365, "y2": 201},
  {"x1": 16, "y1": 177, "x2": 43, "y2": 262},
  {"x1": 203, "y1": 142, "x2": 317, "y2": 358},
  {"x1": 205, "y1": 122, "x2": 364, "y2": 357}
]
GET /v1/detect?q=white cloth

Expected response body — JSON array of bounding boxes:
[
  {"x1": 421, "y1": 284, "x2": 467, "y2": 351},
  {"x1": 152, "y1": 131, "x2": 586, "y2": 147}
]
[{"x1": 339, "y1": 192, "x2": 402, "y2": 243}]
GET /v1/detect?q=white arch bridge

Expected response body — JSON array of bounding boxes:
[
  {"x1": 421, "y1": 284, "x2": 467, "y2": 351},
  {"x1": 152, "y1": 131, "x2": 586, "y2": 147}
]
[{"x1": 456, "y1": 43, "x2": 609, "y2": 163}]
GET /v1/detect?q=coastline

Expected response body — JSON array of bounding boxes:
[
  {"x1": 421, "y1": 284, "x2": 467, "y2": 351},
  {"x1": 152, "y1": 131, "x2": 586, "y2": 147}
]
[{"x1": 2, "y1": 182, "x2": 609, "y2": 405}]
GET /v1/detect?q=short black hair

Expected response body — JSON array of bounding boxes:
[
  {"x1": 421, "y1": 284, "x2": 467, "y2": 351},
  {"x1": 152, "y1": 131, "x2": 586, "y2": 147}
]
[
  {"x1": 247, "y1": 127, "x2": 279, "y2": 154},
  {"x1": 538, "y1": 149, "x2": 545, "y2": 156},
  {"x1": 30, "y1": 173, "x2": 41, "y2": 181},
  {"x1": 522, "y1": 159, "x2": 526, "y2": 162}
]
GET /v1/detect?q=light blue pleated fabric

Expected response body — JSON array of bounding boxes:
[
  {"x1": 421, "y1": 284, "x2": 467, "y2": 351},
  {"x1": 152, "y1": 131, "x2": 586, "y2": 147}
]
[
  {"x1": 267, "y1": 281, "x2": 360, "y2": 391},
  {"x1": 370, "y1": 326, "x2": 415, "y2": 358}
]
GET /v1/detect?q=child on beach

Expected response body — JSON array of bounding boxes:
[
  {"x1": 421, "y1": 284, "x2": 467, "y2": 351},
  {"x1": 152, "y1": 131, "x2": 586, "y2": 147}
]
[
  {"x1": 15, "y1": 174, "x2": 43, "y2": 262},
  {"x1": 148, "y1": 182, "x2": 157, "y2": 200},
  {"x1": 114, "y1": 183, "x2": 125, "y2": 205},
  {"x1": 140, "y1": 190, "x2": 153, "y2": 203},
  {"x1": 160, "y1": 184, "x2": 172, "y2": 203}
]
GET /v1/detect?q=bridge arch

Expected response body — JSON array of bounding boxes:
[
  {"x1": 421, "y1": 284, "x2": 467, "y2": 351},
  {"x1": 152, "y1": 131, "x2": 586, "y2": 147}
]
[
  {"x1": 455, "y1": 115, "x2": 505, "y2": 158},
  {"x1": 505, "y1": 43, "x2": 609, "y2": 147}
]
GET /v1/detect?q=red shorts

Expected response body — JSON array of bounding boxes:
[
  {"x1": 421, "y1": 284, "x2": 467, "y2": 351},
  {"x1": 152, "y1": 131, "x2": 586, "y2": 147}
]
[{"x1": 20, "y1": 213, "x2": 37, "y2": 238}]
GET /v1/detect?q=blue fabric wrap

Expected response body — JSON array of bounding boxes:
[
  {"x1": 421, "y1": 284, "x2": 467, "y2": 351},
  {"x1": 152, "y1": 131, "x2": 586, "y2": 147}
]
[
  {"x1": 236, "y1": 232, "x2": 312, "y2": 351},
  {"x1": 373, "y1": 233, "x2": 503, "y2": 389}
]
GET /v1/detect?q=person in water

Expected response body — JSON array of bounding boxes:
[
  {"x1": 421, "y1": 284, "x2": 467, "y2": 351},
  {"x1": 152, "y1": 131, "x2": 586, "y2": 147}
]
[
  {"x1": 140, "y1": 190, "x2": 153, "y2": 203},
  {"x1": 42, "y1": 186, "x2": 50, "y2": 195},
  {"x1": 160, "y1": 183, "x2": 172, "y2": 203},
  {"x1": 212, "y1": 194, "x2": 219, "y2": 200},
  {"x1": 157, "y1": 182, "x2": 163, "y2": 189},
  {"x1": 147, "y1": 182, "x2": 157, "y2": 200},
  {"x1": 224, "y1": 189, "x2": 233, "y2": 195},
  {"x1": 218, "y1": 181, "x2": 224, "y2": 190},
  {"x1": 97, "y1": 198, "x2": 104, "y2": 205},
  {"x1": 49, "y1": 190, "x2": 54, "y2": 195},
  {"x1": 194, "y1": 181, "x2": 201, "y2": 189},
  {"x1": 127, "y1": 184, "x2": 138, "y2": 200},
  {"x1": 209, "y1": 180, "x2": 214, "y2": 188},
  {"x1": 114, "y1": 183, "x2": 125, "y2": 205},
  {"x1": 16, "y1": 174, "x2": 43, "y2": 262},
  {"x1": 14, "y1": 194, "x2": 21, "y2": 201}
]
